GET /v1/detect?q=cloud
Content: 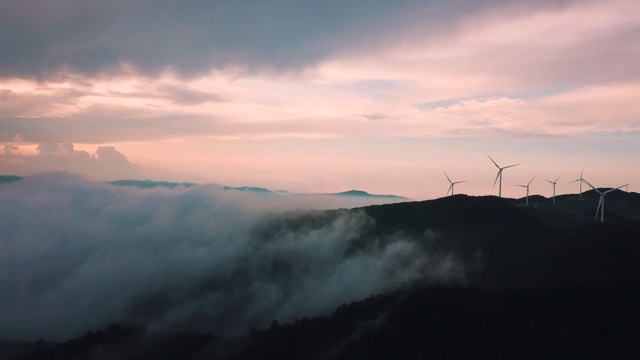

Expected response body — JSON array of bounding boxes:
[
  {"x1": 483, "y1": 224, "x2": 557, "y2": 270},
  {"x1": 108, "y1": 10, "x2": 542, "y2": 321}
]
[
  {"x1": 159, "y1": 85, "x2": 223, "y2": 105},
  {"x1": 0, "y1": 173, "x2": 464, "y2": 341},
  {"x1": 1, "y1": 0, "x2": 639, "y2": 145},
  {"x1": 0, "y1": 0, "x2": 395, "y2": 77},
  {"x1": 0, "y1": 142, "x2": 142, "y2": 180},
  {"x1": 0, "y1": 0, "x2": 561, "y2": 79}
]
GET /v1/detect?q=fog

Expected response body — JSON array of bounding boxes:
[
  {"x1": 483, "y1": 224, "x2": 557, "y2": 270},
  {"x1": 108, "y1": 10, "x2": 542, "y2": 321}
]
[{"x1": 0, "y1": 173, "x2": 464, "y2": 341}]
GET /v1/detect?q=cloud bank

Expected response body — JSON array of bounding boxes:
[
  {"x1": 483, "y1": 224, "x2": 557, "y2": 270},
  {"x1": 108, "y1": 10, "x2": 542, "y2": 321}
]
[
  {"x1": 0, "y1": 173, "x2": 463, "y2": 341},
  {"x1": 0, "y1": 141, "x2": 142, "y2": 180}
]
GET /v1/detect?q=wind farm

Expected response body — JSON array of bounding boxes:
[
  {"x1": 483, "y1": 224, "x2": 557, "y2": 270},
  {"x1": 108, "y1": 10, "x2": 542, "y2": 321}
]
[{"x1": 436, "y1": 156, "x2": 635, "y2": 224}]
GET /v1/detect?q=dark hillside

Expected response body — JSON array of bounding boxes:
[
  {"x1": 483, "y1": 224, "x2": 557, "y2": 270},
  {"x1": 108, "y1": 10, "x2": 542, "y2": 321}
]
[
  {"x1": 512, "y1": 219, "x2": 640, "y2": 287},
  {"x1": 521, "y1": 189, "x2": 640, "y2": 227},
  {"x1": 363, "y1": 196, "x2": 559, "y2": 287},
  {"x1": 13, "y1": 287, "x2": 640, "y2": 360},
  {"x1": 228, "y1": 286, "x2": 640, "y2": 360}
]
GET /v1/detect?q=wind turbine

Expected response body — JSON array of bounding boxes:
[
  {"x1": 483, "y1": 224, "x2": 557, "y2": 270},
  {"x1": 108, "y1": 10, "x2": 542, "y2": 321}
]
[
  {"x1": 488, "y1": 155, "x2": 520, "y2": 198},
  {"x1": 516, "y1": 176, "x2": 535, "y2": 206},
  {"x1": 571, "y1": 169, "x2": 585, "y2": 198},
  {"x1": 444, "y1": 172, "x2": 466, "y2": 196},
  {"x1": 545, "y1": 175, "x2": 562, "y2": 204},
  {"x1": 583, "y1": 179, "x2": 628, "y2": 223}
]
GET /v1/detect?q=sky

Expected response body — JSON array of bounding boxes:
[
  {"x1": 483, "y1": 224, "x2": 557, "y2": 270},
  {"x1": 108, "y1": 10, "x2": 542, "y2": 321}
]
[{"x1": 1, "y1": 0, "x2": 639, "y2": 200}]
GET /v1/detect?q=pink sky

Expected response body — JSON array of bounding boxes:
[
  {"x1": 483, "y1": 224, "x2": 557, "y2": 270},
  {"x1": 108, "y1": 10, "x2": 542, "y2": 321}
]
[{"x1": 1, "y1": 0, "x2": 639, "y2": 200}]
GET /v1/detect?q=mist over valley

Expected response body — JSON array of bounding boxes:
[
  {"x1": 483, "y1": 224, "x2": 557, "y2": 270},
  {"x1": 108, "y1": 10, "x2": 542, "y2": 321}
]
[{"x1": 0, "y1": 173, "x2": 452, "y2": 342}]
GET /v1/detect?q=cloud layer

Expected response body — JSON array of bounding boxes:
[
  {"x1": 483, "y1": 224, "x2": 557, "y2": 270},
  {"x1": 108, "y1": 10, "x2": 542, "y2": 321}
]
[
  {"x1": 0, "y1": 173, "x2": 463, "y2": 341},
  {"x1": 0, "y1": 0, "x2": 525, "y2": 78}
]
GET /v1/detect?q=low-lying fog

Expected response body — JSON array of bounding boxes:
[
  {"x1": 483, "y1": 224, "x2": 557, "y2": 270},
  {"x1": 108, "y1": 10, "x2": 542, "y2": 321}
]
[{"x1": 0, "y1": 173, "x2": 464, "y2": 341}]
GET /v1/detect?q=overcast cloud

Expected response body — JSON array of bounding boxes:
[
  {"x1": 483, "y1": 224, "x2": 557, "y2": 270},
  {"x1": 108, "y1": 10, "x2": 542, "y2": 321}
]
[{"x1": 0, "y1": 0, "x2": 533, "y2": 78}]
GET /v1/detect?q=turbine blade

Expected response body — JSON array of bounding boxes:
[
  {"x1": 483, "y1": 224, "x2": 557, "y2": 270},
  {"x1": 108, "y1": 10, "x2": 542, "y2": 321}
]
[
  {"x1": 582, "y1": 179, "x2": 597, "y2": 191},
  {"x1": 555, "y1": 175, "x2": 562, "y2": 182},
  {"x1": 503, "y1": 163, "x2": 520, "y2": 169},
  {"x1": 454, "y1": 181, "x2": 467, "y2": 184},
  {"x1": 493, "y1": 170, "x2": 501, "y2": 188},
  {"x1": 595, "y1": 195, "x2": 603, "y2": 220},
  {"x1": 487, "y1": 155, "x2": 500, "y2": 168},
  {"x1": 444, "y1": 171, "x2": 452, "y2": 183},
  {"x1": 528, "y1": 176, "x2": 535, "y2": 186},
  {"x1": 605, "y1": 184, "x2": 629, "y2": 194},
  {"x1": 447, "y1": 184, "x2": 453, "y2": 196}
]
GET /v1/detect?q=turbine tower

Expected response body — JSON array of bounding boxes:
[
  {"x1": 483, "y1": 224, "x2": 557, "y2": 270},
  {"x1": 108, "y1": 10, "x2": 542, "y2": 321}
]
[
  {"x1": 516, "y1": 176, "x2": 535, "y2": 206},
  {"x1": 571, "y1": 169, "x2": 585, "y2": 198},
  {"x1": 488, "y1": 155, "x2": 519, "y2": 198},
  {"x1": 444, "y1": 172, "x2": 466, "y2": 196},
  {"x1": 545, "y1": 175, "x2": 562, "y2": 204},
  {"x1": 583, "y1": 179, "x2": 628, "y2": 222}
]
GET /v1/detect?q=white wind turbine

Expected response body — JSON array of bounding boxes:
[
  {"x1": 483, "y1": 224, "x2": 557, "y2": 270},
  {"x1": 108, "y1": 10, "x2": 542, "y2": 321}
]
[
  {"x1": 516, "y1": 176, "x2": 535, "y2": 206},
  {"x1": 444, "y1": 172, "x2": 466, "y2": 196},
  {"x1": 571, "y1": 169, "x2": 585, "y2": 198},
  {"x1": 488, "y1": 155, "x2": 520, "y2": 198},
  {"x1": 545, "y1": 175, "x2": 562, "y2": 204},
  {"x1": 583, "y1": 179, "x2": 628, "y2": 223}
]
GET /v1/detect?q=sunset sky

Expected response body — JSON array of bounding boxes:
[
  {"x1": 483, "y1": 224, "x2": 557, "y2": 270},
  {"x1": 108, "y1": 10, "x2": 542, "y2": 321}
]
[{"x1": 1, "y1": 0, "x2": 639, "y2": 200}]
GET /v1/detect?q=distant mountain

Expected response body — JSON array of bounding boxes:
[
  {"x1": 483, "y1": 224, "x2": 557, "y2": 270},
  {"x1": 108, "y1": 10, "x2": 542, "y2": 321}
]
[
  {"x1": 332, "y1": 189, "x2": 407, "y2": 200},
  {"x1": 108, "y1": 179, "x2": 198, "y2": 189},
  {"x1": 222, "y1": 186, "x2": 408, "y2": 200},
  {"x1": 223, "y1": 186, "x2": 274, "y2": 193},
  {"x1": 5, "y1": 175, "x2": 407, "y2": 201},
  {"x1": 0, "y1": 175, "x2": 22, "y2": 184}
]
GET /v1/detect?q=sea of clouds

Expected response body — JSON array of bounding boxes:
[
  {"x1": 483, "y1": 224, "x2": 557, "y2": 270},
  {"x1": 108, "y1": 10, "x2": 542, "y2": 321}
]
[{"x1": 0, "y1": 173, "x2": 464, "y2": 341}]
